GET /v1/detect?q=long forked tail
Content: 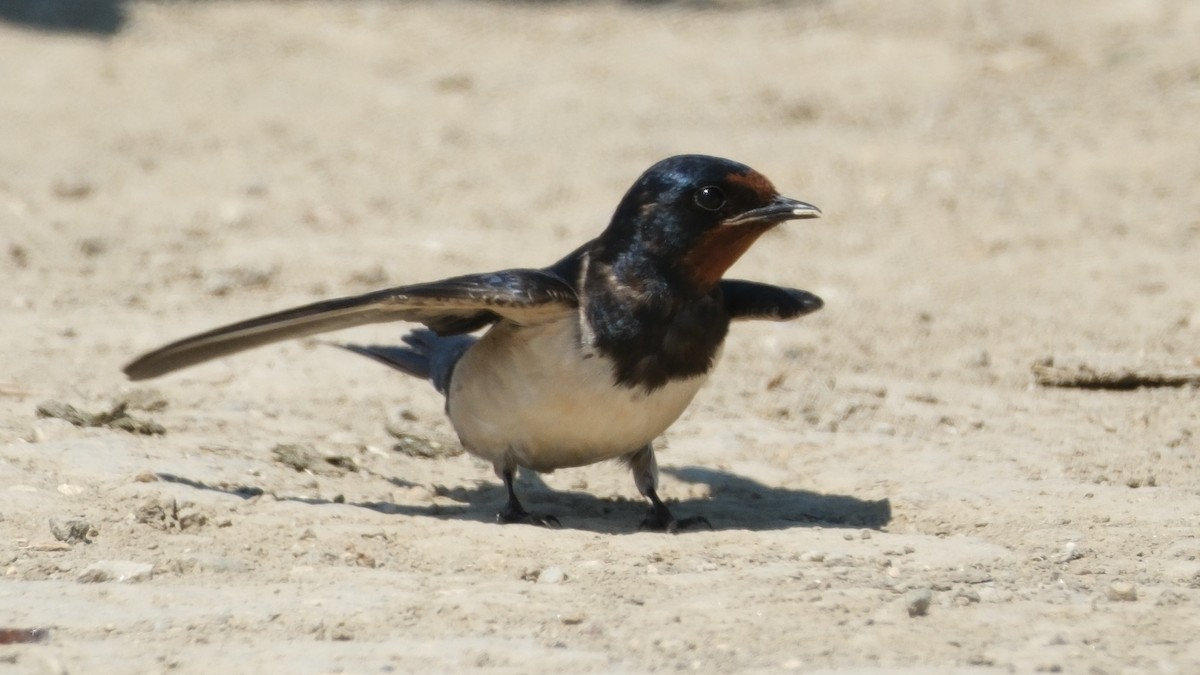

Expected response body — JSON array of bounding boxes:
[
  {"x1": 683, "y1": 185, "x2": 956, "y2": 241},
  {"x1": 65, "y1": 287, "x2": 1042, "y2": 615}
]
[{"x1": 332, "y1": 329, "x2": 475, "y2": 396}]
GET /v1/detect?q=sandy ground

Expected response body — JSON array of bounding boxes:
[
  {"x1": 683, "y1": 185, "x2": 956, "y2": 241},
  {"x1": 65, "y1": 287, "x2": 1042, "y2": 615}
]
[{"x1": 2, "y1": 0, "x2": 1199, "y2": 672}]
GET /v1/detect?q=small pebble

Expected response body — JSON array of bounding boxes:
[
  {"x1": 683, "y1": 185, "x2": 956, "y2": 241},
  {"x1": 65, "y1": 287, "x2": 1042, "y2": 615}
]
[
  {"x1": 49, "y1": 516, "x2": 96, "y2": 544},
  {"x1": 1053, "y1": 542, "x2": 1084, "y2": 563},
  {"x1": 78, "y1": 560, "x2": 154, "y2": 584},
  {"x1": 1106, "y1": 581, "x2": 1137, "y2": 602},
  {"x1": 537, "y1": 566, "x2": 565, "y2": 584},
  {"x1": 905, "y1": 588, "x2": 933, "y2": 617}
]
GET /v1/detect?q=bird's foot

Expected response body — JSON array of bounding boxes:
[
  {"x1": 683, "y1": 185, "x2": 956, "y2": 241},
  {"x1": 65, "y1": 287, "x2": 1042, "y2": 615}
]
[
  {"x1": 497, "y1": 502, "x2": 561, "y2": 528},
  {"x1": 639, "y1": 508, "x2": 712, "y2": 533}
]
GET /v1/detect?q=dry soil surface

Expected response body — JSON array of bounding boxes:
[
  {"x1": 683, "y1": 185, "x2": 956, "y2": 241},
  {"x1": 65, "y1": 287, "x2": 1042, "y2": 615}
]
[{"x1": 2, "y1": 1, "x2": 1199, "y2": 673}]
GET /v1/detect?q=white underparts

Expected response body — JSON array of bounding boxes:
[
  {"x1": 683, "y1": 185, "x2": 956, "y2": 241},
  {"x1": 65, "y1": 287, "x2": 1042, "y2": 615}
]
[{"x1": 447, "y1": 316, "x2": 710, "y2": 473}]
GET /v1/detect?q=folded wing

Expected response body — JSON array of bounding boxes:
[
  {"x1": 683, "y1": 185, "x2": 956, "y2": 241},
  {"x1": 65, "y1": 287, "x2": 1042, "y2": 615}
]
[
  {"x1": 124, "y1": 269, "x2": 577, "y2": 380},
  {"x1": 720, "y1": 279, "x2": 823, "y2": 321}
]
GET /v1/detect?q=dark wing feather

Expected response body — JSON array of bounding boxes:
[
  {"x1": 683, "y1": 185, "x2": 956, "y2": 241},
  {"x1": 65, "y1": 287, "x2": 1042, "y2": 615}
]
[
  {"x1": 720, "y1": 279, "x2": 823, "y2": 321},
  {"x1": 124, "y1": 269, "x2": 577, "y2": 380}
]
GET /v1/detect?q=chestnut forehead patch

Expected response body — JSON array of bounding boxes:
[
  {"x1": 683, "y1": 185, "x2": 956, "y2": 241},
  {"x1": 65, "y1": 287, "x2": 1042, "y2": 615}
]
[{"x1": 725, "y1": 169, "x2": 778, "y2": 201}]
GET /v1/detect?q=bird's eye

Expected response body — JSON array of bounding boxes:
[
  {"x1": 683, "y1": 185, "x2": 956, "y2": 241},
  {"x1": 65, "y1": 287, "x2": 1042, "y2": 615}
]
[{"x1": 693, "y1": 186, "x2": 726, "y2": 212}]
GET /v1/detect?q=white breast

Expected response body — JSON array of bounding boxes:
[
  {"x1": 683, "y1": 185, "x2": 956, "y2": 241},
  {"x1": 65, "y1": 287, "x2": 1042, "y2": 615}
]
[{"x1": 446, "y1": 317, "x2": 710, "y2": 472}]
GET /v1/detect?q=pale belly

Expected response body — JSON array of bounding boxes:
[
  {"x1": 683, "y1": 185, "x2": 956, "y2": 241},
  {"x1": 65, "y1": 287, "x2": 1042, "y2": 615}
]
[{"x1": 446, "y1": 318, "x2": 710, "y2": 472}]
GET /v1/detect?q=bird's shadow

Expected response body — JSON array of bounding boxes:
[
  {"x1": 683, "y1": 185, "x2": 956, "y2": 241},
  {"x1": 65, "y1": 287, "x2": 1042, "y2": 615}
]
[{"x1": 156, "y1": 466, "x2": 890, "y2": 535}]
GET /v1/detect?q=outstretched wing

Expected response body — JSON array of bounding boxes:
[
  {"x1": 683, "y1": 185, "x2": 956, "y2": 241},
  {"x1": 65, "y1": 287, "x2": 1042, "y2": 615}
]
[
  {"x1": 124, "y1": 269, "x2": 577, "y2": 380},
  {"x1": 720, "y1": 279, "x2": 823, "y2": 321}
]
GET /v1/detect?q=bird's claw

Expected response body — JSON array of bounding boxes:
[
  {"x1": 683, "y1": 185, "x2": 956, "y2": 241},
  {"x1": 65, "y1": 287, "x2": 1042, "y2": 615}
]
[{"x1": 498, "y1": 509, "x2": 562, "y2": 528}]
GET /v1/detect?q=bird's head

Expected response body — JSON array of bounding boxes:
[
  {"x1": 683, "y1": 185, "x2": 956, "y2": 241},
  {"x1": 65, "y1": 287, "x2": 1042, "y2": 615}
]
[{"x1": 598, "y1": 155, "x2": 821, "y2": 294}]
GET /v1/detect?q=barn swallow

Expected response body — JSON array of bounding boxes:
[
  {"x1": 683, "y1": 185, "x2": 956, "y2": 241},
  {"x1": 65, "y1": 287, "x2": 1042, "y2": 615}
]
[{"x1": 124, "y1": 154, "x2": 823, "y2": 531}]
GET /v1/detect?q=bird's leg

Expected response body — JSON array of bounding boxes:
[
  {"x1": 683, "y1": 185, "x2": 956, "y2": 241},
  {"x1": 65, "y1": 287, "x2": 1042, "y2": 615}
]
[
  {"x1": 496, "y1": 467, "x2": 560, "y2": 528},
  {"x1": 625, "y1": 444, "x2": 712, "y2": 533}
]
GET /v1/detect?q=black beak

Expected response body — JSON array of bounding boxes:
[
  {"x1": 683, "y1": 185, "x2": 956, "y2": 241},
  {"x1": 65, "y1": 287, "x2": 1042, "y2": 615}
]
[{"x1": 724, "y1": 195, "x2": 822, "y2": 227}]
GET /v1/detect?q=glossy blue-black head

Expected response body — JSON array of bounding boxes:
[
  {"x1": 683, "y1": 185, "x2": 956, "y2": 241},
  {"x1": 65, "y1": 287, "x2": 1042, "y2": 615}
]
[{"x1": 599, "y1": 154, "x2": 820, "y2": 290}]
